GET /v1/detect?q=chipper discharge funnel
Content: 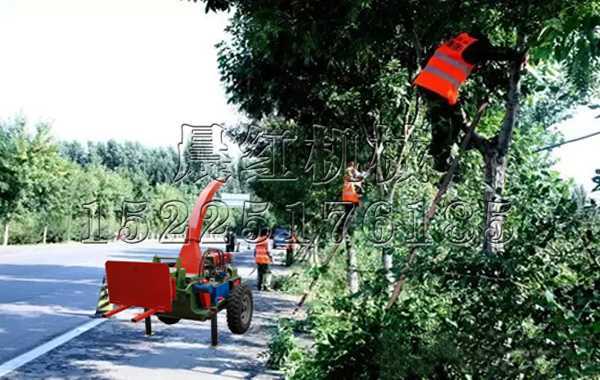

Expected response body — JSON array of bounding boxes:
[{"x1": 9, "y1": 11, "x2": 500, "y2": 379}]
[{"x1": 103, "y1": 179, "x2": 253, "y2": 345}]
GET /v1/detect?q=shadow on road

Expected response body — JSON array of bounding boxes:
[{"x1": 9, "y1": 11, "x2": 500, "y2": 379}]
[
  {"x1": 0, "y1": 246, "x2": 297, "y2": 379},
  {"x1": 5, "y1": 290, "x2": 297, "y2": 380},
  {"x1": 0, "y1": 264, "x2": 105, "y2": 364}
]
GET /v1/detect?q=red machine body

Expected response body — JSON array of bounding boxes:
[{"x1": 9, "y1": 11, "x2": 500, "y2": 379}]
[
  {"x1": 178, "y1": 180, "x2": 225, "y2": 275},
  {"x1": 103, "y1": 179, "x2": 230, "y2": 322},
  {"x1": 105, "y1": 261, "x2": 174, "y2": 313}
]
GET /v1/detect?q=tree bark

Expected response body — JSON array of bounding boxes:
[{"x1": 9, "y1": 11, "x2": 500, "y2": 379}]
[
  {"x1": 3, "y1": 224, "x2": 8, "y2": 246},
  {"x1": 346, "y1": 239, "x2": 359, "y2": 294},
  {"x1": 310, "y1": 237, "x2": 320, "y2": 266},
  {"x1": 382, "y1": 247, "x2": 394, "y2": 295},
  {"x1": 483, "y1": 60, "x2": 522, "y2": 255},
  {"x1": 43, "y1": 226, "x2": 48, "y2": 244}
]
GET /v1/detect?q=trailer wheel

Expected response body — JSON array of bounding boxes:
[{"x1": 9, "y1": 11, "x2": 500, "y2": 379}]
[
  {"x1": 227, "y1": 284, "x2": 253, "y2": 334},
  {"x1": 158, "y1": 316, "x2": 180, "y2": 325}
]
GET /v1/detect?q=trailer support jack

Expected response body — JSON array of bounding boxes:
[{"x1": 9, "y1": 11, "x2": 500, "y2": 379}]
[
  {"x1": 144, "y1": 309, "x2": 152, "y2": 336},
  {"x1": 211, "y1": 313, "x2": 218, "y2": 346}
]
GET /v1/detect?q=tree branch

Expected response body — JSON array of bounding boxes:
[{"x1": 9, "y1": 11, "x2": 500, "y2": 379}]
[
  {"x1": 497, "y1": 60, "x2": 522, "y2": 157},
  {"x1": 424, "y1": 103, "x2": 488, "y2": 227},
  {"x1": 294, "y1": 208, "x2": 358, "y2": 313},
  {"x1": 482, "y1": 44, "x2": 526, "y2": 255},
  {"x1": 386, "y1": 102, "x2": 488, "y2": 309}
]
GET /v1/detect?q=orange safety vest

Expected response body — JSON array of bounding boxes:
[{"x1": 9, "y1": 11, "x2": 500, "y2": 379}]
[
  {"x1": 414, "y1": 32, "x2": 477, "y2": 105},
  {"x1": 342, "y1": 180, "x2": 360, "y2": 205},
  {"x1": 255, "y1": 239, "x2": 271, "y2": 264}
]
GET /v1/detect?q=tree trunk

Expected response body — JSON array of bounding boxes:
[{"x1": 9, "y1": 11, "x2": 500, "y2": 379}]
[
  {"x1": 346, "y1": 239, "x2": 359, "y2": 294},
  {"x1": 43, "y1": 226, "x2": 48, "y2": 244},
  {"x1": 308, "y1": 237, "x2": 320, "y2": 266},
  {"x1": 382, "y1": 247, "x2": 394, "y2": 295},
  {"x1": 314, "y1": 238, "x2": 320, "y2": 265},
  {"x1": 3, "y1": 224, "x2": 9, "y2": 246},
  {"x1": 483, "y1": 151, "x2": 510, "y2": 254},
  {"x1": 483, "y1": 60, "x2": 522, "y2": 255},
  {"x1": 66, "y1": 214, "x2": 72, "y2": 242}
]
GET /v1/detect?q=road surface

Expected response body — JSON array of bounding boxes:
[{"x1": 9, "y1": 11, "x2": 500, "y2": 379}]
[{"x1": 0, "y1": 241, "x2": 295, "y2": 379}]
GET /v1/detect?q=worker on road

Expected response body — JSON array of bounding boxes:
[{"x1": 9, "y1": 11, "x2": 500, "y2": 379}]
[
  {"x1": 414, "y1": 31, "x2": 523, "y2": 172},
  {"x1": 254, "y1": 229, "x2": 272, "y2": 291},
  {"x1": 224, "y1": 227, "x2": 236, "y2": 252},
  {"x1": 285, "y1": 230, "x2": 298, "y2": 266}
]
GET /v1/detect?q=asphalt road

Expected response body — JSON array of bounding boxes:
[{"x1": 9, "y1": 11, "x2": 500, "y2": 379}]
[{"x1": 0, "y1": 240, "x2": 294, "y2": 379}]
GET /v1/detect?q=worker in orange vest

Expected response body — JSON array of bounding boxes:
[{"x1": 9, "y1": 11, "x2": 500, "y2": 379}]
[
  {"x1": 285, "y1": 230, "x2": 298, "y2": 266},
  {"x1": 414, "y1": 31, "x2": 523, "y2": 172},
  {"x1": 342, "y1": 175, "x2": 361, "y2": 205},
  {"x1": 254, "y1": 228, "x2": 272, "y2": 291},
  {"x1": 339, "y1": 173, "x2": 361, "y2": 237}
]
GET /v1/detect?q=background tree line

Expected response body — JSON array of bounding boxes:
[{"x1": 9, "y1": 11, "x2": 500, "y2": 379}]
[{"x1": 0, "y1": 116, "x2": 248, "y2": 245}]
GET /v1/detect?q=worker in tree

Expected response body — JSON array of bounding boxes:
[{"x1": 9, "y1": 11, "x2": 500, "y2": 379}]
[
  {"x1": 414, "y1": 31, "x2": 524, "y2": 172},
  {"x1": 345, "y1": 161, "x2": 368, "y2": 197},
  {"x1": 340, "y1": 170, "x2": 361, "y2": 238},
  {"x1": 254, "y1": 228, "x2": 272, "y2": 291}
]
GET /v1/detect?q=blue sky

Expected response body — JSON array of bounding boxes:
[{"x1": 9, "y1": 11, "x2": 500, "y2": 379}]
[{"x1": 0, "y1": 0, "x2": 598, "y2": 198}]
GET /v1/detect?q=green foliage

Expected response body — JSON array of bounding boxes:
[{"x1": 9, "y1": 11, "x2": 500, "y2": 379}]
[
  {"x1": 270, "y1": 272, "x2": 303, "y2": 294},
  {"x1": 530, "y1": 1, "x2": 600, "y2": 94},
  {"x1": 214, "y1": 3, "x2": 599, "y2": 376},
  {"x1": 268, "y1": 118, "x2": 599, "y2": 378},
  {"x1": 187, "y1": 0, "x2": 231, "y2": 14},
  {"x1": 59, "y1": 140, "x2": 180, "y2": 186},
  {"x1": 217, "y1": 1, "x2": 600, "y2": 244},
  {"x1": 0, "y1": 117, "x2": 246, "y2": 244},
  {"x1": 217, "y1": 0, "x2": 599, "y2": 123},
  {"x1": 0, "y1": 117, "x2": 26, "y2": 219},
  {"x1": 201, "y1": 1, "x2": 600, "y2": 377},
  {"x1": 0, "y1": 117, "x2": 85, "y2": 242},
  {"x1": 264, "y1": 319, "x2": 302, "y2": 369},
  {"x1": 235, "y1": 11, "x2": 600, "y2": 373}
]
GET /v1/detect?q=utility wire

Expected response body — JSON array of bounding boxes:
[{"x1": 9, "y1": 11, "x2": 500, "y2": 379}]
[{"x1": 534, "y1": 130, "x2": 600, "y2": 153}]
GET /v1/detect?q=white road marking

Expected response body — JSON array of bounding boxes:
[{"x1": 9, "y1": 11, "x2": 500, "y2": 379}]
[
  {"x1": 0, "y1": 318, "x2": 106, "y2": 378},
  {"x1": 0, "y1": 275, "x2": 99, "y2": 286}
]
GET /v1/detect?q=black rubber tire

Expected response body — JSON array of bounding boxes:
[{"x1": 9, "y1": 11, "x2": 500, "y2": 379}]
[
  {"x1": 226, "y1": 284, "x2": 253, "y2": 334},
  {"x1": 157, "y1": 315, "x2": 180, "y2": 325}
]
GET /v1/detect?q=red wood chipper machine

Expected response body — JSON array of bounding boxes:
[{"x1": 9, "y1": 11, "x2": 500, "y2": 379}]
[{"x1": 103, "y1": 179, "x2": 253, "y2": 345}]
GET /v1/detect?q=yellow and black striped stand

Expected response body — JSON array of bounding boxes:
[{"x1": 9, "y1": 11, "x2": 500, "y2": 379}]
[{"x1": 93, "y1": 276, "x2": 112, "y2": 318}]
